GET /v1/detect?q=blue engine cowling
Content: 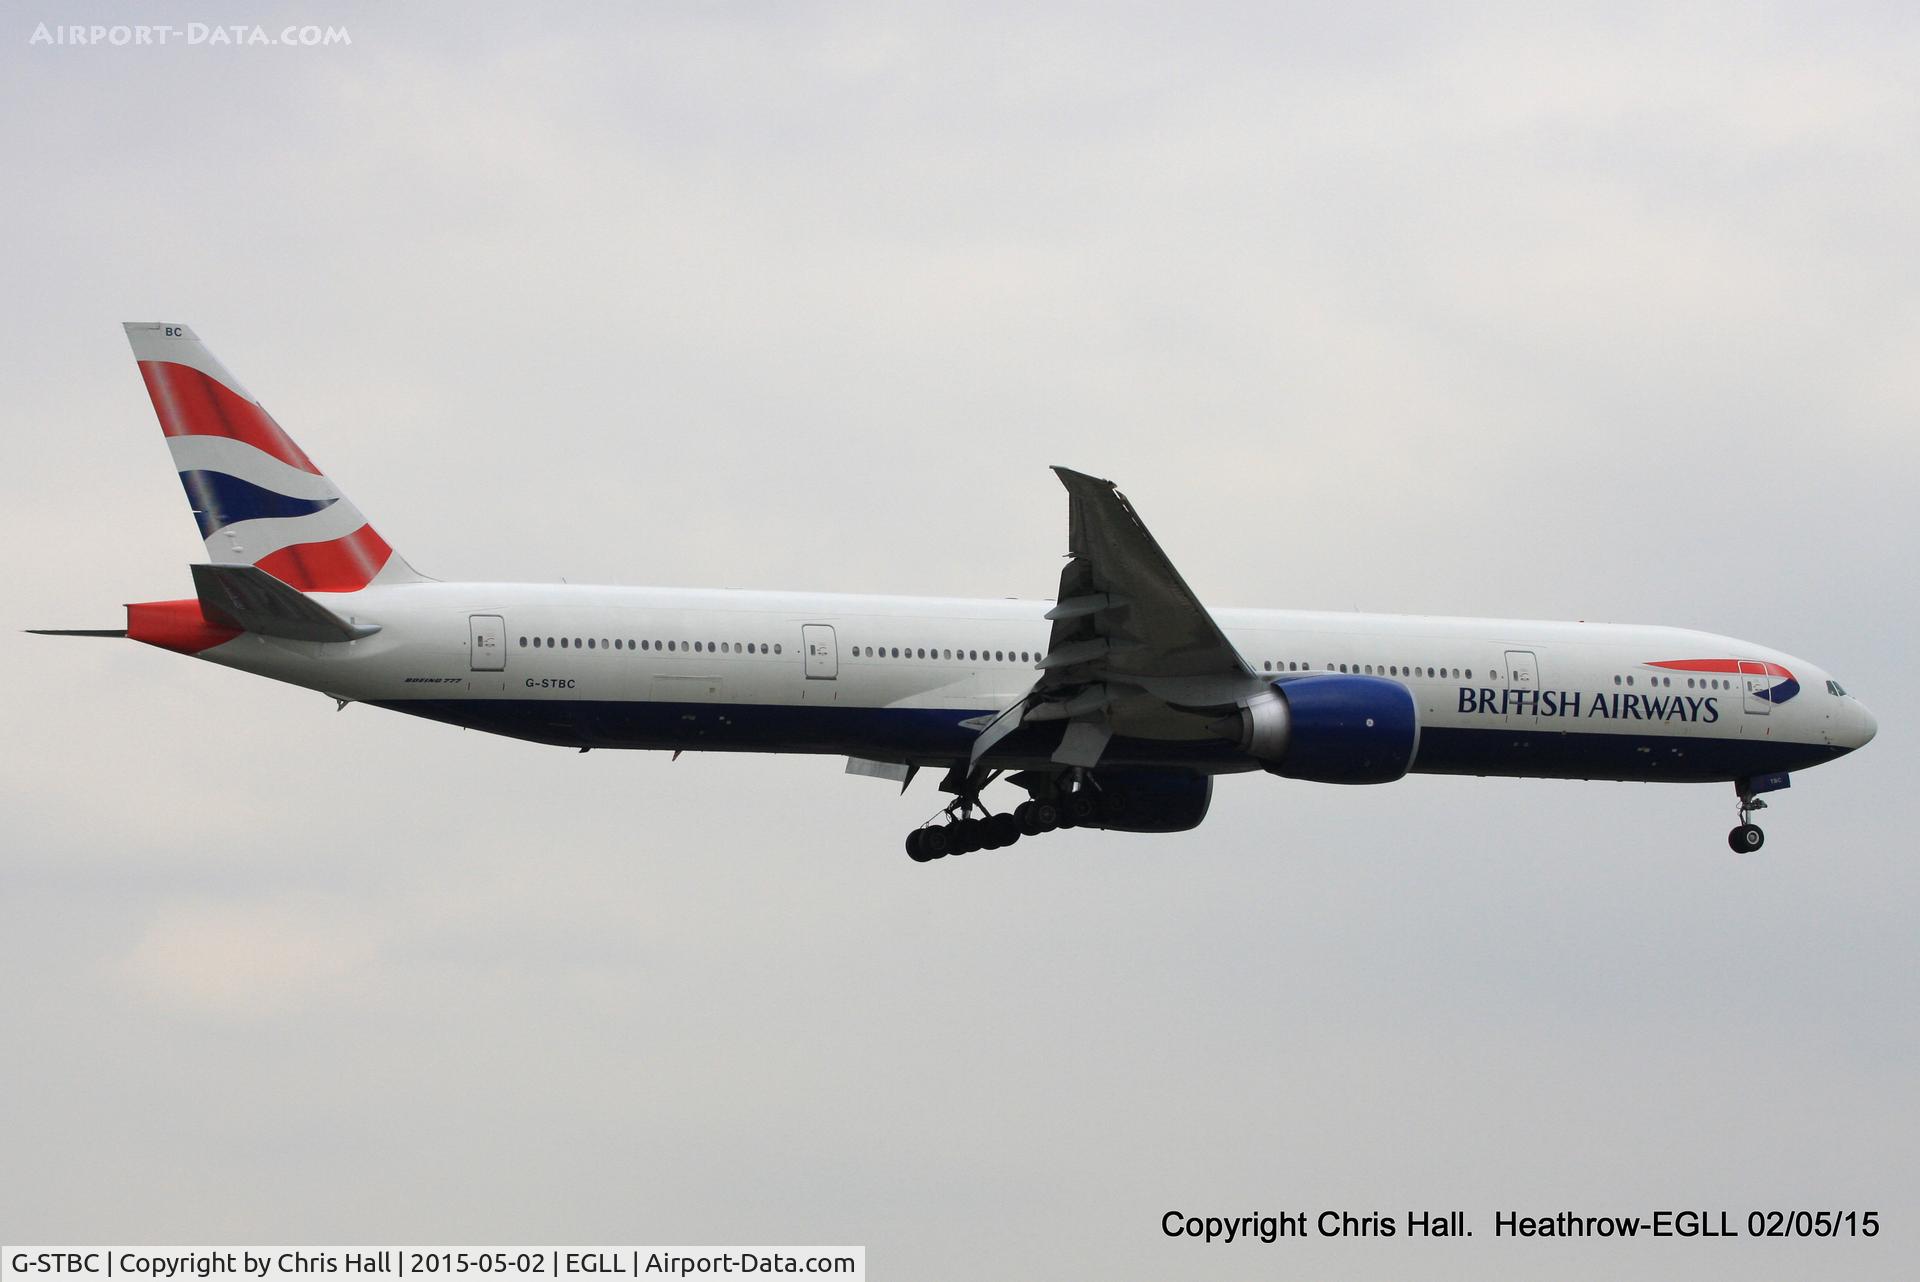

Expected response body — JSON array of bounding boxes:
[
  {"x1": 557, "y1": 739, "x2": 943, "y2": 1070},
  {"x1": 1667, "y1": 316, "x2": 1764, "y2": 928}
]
[
  {"x1": 1226, "y1": 675, "x2": 1419, "y2": 784},
  {"x1": 1083, "y1": 766, "x2": 1213, "y2": 832}
]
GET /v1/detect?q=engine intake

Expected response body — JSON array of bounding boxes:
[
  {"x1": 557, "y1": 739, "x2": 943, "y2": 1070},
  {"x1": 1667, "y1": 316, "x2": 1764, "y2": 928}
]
[{"x1": 1220, "y1": 675, "x2": 1419, "y2": 785}]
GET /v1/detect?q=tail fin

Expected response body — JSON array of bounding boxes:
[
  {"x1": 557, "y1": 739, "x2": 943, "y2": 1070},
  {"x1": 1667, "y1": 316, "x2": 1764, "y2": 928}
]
[{"x1": 124, "y1": 322, "x2": 426, "y2": 591}]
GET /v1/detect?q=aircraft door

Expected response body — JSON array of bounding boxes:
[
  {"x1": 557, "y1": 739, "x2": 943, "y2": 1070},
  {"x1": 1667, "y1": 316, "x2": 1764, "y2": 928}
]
[
  {"x1": 1739, "y1": 660, "x2": 1772, "y2": 715},
  {"x1": 1505, "y1": 650, "x2": 1540, "y2": 724},
  {"x1": 469, "y1": 614, "x2": 507, "y2": 671},
  {"x1": 802, "y1": 624, "x2": 838, "y2": 679}
]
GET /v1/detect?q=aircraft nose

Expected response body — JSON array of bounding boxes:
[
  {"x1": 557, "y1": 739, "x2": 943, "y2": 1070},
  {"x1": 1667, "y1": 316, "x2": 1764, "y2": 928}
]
[{"x1": 1844, "y1": 700, "x2": 1877, "y2": 751}]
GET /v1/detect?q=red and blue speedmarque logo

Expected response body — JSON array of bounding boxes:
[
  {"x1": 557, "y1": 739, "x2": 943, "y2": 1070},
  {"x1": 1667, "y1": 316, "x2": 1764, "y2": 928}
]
[{"x1": 1649, "y1": 658, "x2": 1801, "y2": 705}]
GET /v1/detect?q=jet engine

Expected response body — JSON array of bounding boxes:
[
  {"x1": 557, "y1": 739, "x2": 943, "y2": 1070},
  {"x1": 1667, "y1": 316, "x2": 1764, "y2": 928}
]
[
  {"x1": 1081, "y1": 766, "x2": 1213, "y2": 832},
  {"x1": 1216, "y1": 675, "x2": 1419, "y2": 784}
]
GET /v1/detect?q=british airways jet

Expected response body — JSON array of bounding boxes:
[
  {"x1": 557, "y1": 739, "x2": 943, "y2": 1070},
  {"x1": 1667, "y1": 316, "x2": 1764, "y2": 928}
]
[{"x1": 36, "y1": 324, "x2": 1877, "y2": 860}]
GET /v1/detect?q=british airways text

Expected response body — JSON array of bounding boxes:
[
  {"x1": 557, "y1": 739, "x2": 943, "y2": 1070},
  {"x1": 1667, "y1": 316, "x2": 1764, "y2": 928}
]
[{"x1": 1458, "y1": 687, "x2": 1721, "y2": 723}]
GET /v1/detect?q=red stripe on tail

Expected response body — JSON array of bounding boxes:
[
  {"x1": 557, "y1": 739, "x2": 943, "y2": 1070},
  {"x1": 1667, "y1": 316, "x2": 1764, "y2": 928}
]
[
  {"x1": 138, "y1": 359, "x2": 320, "y2": 474},
  {"x1": 253, "y1": 523, "x2": 393, "y2": 592}
]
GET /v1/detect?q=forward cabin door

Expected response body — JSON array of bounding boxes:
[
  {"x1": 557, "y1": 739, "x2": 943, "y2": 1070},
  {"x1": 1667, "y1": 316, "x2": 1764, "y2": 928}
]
[
  {"x1": 1504, "y1": 650, "x2": 1539, "y2": 724},
  {"x1": 802, "y1": 624, "x2": 838, "y2": 679},
  {"x1": 469, "y1": 614, "x2": 506, "y2": 671},
  {"x1": 1739, "y1": 659, "x2": 1772, "y2": 715}
]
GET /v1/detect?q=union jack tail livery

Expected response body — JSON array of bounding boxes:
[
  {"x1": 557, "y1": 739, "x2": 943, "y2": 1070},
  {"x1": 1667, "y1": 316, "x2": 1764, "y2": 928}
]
[{"x1": 124, "y1": 322, "x2": 424, "y2": 591}]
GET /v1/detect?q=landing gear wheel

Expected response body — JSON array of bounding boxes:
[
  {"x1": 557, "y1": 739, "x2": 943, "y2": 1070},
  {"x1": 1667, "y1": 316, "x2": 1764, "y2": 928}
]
[
  {"x1": 1064, "y1": 792, "x2": 1100, "y2": 826},
  {"x1": 1030, "y1": 800, "x2": 1059, "y2": 832},
  {"x1": 920, "y1": 826, "x2": 951, "y2": 859},
  {"x1": 1016, "y1": 801, "x2": 1042, "y2": 836},
  {"x1": 988, "y1": 813, "x2": 1022, "y2": 847},
  {"x1": 905, "y1": 830, "x2": 933, "y2": 862},
  {"x1": 1728, "y1": 823, "x2": 1764, "y2": 853}
]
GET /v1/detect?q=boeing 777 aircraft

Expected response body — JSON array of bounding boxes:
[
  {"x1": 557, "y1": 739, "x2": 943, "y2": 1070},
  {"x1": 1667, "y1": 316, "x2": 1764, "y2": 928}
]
[{"x1": 35, "y1": 324, "x2": 1876, "y2": 860}]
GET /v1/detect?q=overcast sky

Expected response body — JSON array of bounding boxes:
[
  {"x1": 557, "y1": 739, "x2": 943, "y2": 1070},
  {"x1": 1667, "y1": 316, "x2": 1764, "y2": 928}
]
[{"x1": 3, "y1": 3, "x2": 1915, "y2": 1277}]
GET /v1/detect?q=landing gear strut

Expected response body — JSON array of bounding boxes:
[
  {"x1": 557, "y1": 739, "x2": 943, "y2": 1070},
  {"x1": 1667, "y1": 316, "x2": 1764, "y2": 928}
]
[
  {"x1": 1729, "y1": 786, "x2": 1767, "y2": 853},
  {"x1": 903, "y1": 771, "x2": 1101, "y2": 862}
]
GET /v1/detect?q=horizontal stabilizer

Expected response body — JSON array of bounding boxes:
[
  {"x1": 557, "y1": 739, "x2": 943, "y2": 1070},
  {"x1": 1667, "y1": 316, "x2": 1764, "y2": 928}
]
[
  {"x1": 26, "y1": 628, "x2": 127, "y2": 637},
  {"x1": 190, "y1": 563, "x2": 380, "y2": 643}
]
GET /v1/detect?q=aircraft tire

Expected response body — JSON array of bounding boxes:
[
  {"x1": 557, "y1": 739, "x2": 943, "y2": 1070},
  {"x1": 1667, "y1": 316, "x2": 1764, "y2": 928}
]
[
  {"x1": 906, "y1": 830, "x2": 931, "y2": 862},
  {"x1": 920, "y1": 826, "x2": 950, "y2": 859},
  {"x1": 989, "y1": 813, "x2": 1021, "y2": 847},
  {"x1": 1030, "y1": 800, "x2": 1060, "y2": 832},
  {"x1": 1728, "y1": 823, "x2": 1764, "y2": 853}
]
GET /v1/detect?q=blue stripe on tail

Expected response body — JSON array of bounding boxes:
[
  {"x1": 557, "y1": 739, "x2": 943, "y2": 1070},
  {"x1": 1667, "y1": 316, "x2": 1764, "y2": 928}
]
[{"x1": 177, "y1": 470, "x2": 338, "y2": 537}]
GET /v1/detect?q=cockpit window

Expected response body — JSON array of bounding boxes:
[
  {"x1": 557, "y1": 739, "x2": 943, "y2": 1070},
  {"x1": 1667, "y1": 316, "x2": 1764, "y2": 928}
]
[{"x1": 1826, "y1": 679, "x2": 1848, "y2": 697}]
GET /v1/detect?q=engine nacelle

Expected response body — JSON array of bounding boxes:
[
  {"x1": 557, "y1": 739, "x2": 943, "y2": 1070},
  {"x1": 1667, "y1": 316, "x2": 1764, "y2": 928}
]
[
  {"x1": 1222, "y1": 675, "x2": 1419, "y2": 785},
  {"x1": 1083, "y1": 766, "x2": 1213, "y2": 832}
]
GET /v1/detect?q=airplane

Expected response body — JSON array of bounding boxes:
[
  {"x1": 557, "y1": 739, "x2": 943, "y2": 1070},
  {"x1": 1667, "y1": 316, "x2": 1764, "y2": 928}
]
[{"x1": 33, "y1": 323, "x2": 1877, "y2": 860}]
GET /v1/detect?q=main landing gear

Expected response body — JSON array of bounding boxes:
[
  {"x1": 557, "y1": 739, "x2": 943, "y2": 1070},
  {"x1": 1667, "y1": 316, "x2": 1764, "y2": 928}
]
[
  {"x1": 1729, "y1": 785, "x2": 1767, "y2": 853},
  {"x1": 904, "y1": 777, "x2": 1103, "y2": 863}
]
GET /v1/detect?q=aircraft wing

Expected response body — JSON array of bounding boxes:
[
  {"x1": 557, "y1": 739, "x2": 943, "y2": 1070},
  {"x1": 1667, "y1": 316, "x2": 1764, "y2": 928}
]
[{"x1": 971, "y1": 467, "x2": 1270, "y2": 770}]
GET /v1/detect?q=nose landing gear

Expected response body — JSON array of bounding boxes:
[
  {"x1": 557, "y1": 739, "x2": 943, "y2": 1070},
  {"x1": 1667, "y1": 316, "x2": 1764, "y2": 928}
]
[{"x1": 1729, "y1": 787, "x2": 1767, "y2": 853}]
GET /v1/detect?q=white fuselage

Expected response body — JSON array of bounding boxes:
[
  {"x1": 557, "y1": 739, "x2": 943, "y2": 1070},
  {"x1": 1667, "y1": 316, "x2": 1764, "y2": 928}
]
[{"x1": 189, "y1": 581, "x2": 1874, "y2": 783}]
